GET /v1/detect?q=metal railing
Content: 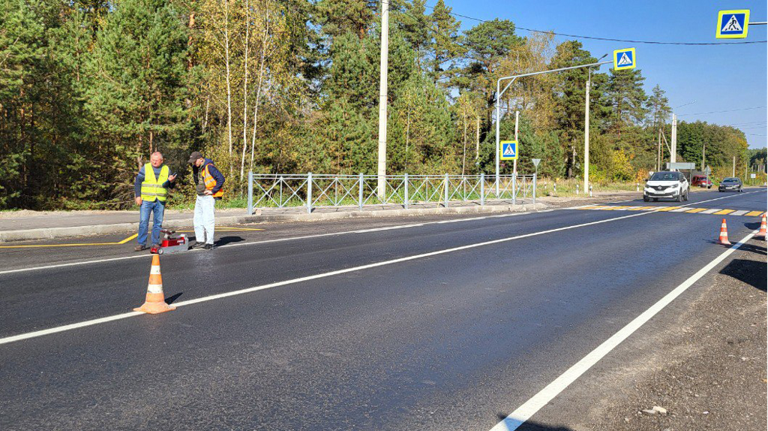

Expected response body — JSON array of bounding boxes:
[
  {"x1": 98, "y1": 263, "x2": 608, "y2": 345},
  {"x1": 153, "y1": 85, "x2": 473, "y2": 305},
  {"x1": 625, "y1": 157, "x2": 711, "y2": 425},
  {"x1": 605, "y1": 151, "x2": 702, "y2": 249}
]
[{"x1": 246, "y1": 172, "x2": 537, "y2": 214}]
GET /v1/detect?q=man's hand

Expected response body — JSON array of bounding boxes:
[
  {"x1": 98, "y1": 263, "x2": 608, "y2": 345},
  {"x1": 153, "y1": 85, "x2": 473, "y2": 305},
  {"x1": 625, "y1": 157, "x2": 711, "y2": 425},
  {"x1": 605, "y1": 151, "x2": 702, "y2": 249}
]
[
  {"x1": 168, "y1": 174, "x2": 177, "y2": 182},
  {"x1": 135, "y1": 197, "x2": 142, "y2": 206},
  {"x1": 204, "y1": 190, "x2": 213, "y2": 195}
]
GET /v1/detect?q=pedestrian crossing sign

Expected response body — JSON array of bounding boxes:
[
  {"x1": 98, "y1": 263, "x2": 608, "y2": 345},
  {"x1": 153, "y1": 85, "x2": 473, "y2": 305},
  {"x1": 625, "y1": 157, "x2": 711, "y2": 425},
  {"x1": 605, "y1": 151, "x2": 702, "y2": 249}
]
[
  {"x1": 500, "y1": 141, "x2": 517, "y2": 160},
  {"x1": 717, "y1": 10, "x2": 749, "y2": 39},
  {"x1": 613, "y1": 48, "x2": 636, "y2": 71}
]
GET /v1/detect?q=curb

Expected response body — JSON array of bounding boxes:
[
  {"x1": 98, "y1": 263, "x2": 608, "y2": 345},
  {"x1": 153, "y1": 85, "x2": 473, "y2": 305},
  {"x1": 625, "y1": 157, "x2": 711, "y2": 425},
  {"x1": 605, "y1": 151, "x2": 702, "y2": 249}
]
[{"x1": 0, "y1": 203, "x2": 548, "y2": 243}]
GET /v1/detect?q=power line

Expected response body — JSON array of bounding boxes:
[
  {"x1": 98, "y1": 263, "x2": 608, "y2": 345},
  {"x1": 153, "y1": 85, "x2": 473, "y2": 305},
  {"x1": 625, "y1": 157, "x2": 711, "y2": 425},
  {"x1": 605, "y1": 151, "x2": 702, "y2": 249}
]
[
  {"x1": 677, "y1": 106, "x2": 767, "y2": 117},
  {"x1": 413, "y1": 2, "x2": 768, "y2": 46}
]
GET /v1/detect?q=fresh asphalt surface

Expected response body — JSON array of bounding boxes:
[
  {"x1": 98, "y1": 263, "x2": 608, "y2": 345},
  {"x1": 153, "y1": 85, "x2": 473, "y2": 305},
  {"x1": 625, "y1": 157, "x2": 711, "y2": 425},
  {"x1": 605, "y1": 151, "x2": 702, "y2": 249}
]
[{"x1": 0, "y1": 189, "x2": 765, "y2": 430}]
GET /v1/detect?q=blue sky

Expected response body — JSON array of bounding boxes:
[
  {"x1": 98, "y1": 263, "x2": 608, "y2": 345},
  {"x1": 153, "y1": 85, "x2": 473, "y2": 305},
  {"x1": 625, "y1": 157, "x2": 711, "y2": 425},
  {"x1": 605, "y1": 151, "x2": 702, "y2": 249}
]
[{"x1": 440, "y1": 0, "x2": 767, "y2": 149}]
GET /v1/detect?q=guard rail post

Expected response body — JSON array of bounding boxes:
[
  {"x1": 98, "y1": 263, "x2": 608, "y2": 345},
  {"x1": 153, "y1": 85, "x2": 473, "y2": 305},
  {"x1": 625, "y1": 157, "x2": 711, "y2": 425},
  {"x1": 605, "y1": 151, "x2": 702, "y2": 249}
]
[
  {"x1": 404, "y1": 173, "x2": 409, "y2": 209},
  {"x1": 480, "y1": 173, "x2": 485, "y2": 207},
  {"x1": 533, "y1": 173, "x2": 537, "y2": 205},
  {"x1": 444, "y1": 173, "x2": 449, "y2": 207},
  {"x1": 247, "y1": 171, "x2": 253, "y2": 215},
  {"x1": 359, "y1": 173, "x2": 364, "y2": 211},
  {"x1": 307, "y1": 172, "x2": 313, "y2": 214}
]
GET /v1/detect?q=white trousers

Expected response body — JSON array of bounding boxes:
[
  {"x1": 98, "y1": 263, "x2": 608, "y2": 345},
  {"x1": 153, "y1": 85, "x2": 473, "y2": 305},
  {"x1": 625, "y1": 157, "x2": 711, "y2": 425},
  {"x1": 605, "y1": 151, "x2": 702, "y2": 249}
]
[{"x1": 193, "y1": 195, "x2": 216, "y2": 244}]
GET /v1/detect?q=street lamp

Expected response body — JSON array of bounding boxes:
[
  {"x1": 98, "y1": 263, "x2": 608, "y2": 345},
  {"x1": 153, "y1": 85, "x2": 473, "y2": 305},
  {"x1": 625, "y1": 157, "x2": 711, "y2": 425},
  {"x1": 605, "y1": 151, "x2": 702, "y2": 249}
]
[{"x1": 495, "y1": 59, "x2": 613, "y2": 196}]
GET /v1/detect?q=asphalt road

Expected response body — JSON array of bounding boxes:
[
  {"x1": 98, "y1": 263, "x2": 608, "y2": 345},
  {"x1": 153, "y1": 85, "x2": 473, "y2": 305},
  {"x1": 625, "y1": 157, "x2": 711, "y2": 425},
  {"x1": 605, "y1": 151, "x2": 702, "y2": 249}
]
[{"x1": 0, "y1": 188, "x2": 765, "y2": 430}]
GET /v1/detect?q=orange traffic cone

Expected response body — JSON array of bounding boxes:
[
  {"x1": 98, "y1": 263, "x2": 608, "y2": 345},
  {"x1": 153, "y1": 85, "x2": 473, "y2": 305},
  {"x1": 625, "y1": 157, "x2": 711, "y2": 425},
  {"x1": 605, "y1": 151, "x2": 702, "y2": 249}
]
[
  {"x1": 717, "y1": 218, "x2": 731, "y2": 246},
  {"x1": 756, "y1": 214, "x2": 767, "y2": 240},
  {"x1": 134, "y1": 254, "x2": 175, "y2": 314}
]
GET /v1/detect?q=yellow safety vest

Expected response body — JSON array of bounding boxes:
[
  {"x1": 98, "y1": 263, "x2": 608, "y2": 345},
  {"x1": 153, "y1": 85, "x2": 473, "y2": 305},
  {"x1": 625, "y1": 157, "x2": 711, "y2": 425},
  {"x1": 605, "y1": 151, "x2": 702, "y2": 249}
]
[
  {"x1": 140, "y1": 164, "x2": 170, "y2": 202},
  {"x1": 203, "y1": 164, "x2": 224, "y2": 198}
]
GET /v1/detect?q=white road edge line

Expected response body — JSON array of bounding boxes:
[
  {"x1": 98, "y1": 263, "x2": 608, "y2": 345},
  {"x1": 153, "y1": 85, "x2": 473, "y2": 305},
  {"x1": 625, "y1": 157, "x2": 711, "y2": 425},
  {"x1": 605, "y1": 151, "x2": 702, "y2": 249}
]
[
  {"x1": 489, "y1": 230, "x2": 758, "y2": 431},
  {"x1": 0, "y1": 211, "x2": 651, "y2": 346}
]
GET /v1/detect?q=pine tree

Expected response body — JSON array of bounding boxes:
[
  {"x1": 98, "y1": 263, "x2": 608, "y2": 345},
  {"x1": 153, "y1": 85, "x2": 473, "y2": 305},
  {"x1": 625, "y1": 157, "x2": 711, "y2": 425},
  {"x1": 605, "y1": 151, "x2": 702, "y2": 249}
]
[{"x1": 85, "y1": 0, "x2": 192, "y2": 169}]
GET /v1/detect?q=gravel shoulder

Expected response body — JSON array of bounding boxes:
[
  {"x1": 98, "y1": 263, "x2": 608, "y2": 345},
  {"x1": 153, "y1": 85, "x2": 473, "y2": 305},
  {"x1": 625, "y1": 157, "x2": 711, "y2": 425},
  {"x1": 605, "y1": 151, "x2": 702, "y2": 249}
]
[{"x1": 575, "y1": 238, "x2": 767, "y2": 430}]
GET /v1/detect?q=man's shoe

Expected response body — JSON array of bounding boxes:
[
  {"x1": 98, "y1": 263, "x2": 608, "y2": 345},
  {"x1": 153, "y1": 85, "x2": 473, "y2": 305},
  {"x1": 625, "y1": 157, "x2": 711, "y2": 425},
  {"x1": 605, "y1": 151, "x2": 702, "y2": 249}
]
[
  {"x1": 134, "y1": 245, "x2": 149, "y2": 252},
  {"x1": 203, "y1": 243, "x2": 214, "y2": 250},
  {"x1": 150, "y1": 244, "x2": 160, "y2": 254},
  {"x1": 189, "y1": 241, "x2": 204, "y2": 250}
]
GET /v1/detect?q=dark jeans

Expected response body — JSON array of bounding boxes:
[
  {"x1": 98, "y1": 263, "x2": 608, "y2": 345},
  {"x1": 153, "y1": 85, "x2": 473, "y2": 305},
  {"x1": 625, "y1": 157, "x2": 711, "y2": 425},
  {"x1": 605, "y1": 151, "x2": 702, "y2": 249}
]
[{"x1": 138, "y1": 199, "x2": 165, "y2": 246}]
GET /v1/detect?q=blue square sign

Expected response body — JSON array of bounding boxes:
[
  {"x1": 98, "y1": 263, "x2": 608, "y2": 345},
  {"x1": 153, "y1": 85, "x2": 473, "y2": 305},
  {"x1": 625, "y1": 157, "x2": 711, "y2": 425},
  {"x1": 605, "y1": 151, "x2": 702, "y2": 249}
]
[
  {"x1": 500, "y1": 141, "x2": 517, "y2": 160},
  {"x1": 613, "y1": 48, "x2": 636, "y2": 71},
  {"x1": 717, "y1": 10, "x2": 749, "y2": 39}
]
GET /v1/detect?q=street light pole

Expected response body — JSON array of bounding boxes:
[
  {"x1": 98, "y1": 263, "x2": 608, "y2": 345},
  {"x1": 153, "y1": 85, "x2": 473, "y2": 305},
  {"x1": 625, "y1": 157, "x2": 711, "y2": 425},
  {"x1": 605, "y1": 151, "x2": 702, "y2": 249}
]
[{"x1": 494, "y1": 59, "x2": 612, "y2": 196}]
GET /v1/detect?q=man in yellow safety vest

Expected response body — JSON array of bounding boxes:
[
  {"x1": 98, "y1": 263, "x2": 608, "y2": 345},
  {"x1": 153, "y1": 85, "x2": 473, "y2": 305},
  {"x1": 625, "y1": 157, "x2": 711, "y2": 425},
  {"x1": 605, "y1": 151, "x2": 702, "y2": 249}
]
[{"x1": 134, "y1": 152, "x2": 177, "y2": 252}]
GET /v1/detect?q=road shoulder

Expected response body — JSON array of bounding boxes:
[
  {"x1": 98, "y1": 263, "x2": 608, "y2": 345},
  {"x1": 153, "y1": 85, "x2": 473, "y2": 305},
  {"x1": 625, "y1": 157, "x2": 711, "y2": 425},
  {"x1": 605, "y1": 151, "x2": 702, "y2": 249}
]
[{"x1": 576, "y1": 239, "x2": 767, "y2": 430}]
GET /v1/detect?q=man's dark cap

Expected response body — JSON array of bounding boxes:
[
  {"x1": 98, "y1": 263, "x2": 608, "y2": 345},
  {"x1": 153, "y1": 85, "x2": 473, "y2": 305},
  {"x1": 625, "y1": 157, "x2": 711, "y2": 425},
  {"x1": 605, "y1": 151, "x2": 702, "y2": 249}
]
[{"x1": 188, "y1": 151, "x2": 203, "y2": 164}]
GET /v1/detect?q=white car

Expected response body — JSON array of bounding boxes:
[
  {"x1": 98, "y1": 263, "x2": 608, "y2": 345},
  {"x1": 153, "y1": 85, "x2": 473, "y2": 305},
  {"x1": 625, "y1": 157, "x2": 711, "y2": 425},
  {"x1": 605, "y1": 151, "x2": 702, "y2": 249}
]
[{"x1": 644, "y1": 171, "x2": 689, "y2": 202}]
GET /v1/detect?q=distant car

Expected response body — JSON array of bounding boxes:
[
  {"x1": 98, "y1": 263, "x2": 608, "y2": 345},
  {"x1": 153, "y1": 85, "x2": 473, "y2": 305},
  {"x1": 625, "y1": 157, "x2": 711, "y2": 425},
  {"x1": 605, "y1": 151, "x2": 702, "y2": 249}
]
[
  {"x1": 691, "y1": 175, "x2": 712, "y2": 188},
  {"x1": 719, "y1": 177, "x2": 743, "y2": 192},
  {"x1": 644, "y1": 171, "x2": 689, "y2": 202}
]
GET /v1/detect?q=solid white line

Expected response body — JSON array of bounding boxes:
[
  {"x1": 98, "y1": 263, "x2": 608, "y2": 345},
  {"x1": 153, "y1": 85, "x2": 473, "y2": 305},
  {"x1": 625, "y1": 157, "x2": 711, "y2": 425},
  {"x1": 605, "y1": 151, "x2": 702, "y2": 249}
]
[
  {"x1": 0, "y1": 311, "x2": 144, "y2": 346},
  {"x1": 489, "y1": 230, "x2": 757, "y2": 431},
  {"x1": 0, "y1": 211, "x2": 652, "y2": 346}
]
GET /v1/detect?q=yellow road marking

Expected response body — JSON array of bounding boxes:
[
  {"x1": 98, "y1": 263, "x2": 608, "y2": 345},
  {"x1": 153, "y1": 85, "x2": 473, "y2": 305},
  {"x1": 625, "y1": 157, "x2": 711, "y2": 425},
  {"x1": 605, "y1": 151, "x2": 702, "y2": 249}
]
[
  {"x1": 746, "y1": 211, "x2": 765, "y2": 217},
  {"x1": 686, "y1": 208, "x2": 707, "y2": 213},
  {"x1": 714, "y1": 209, "x2": 735, "y2": 215},
  {"x1": 655, "y1": 207, "x2": 678, "y2": 212},
  {"x1": 0, "y1": 228, "x2": 262, "y2": 250},
  {"x1": 118, "y1": 233, "x2": 138, "y2": 244},
  {"x1": 627, "y1": 206, "x2": 654, "y2": 211},
  {"x1": 0, "y1": 242, "x2": 125, "y2": 249}
]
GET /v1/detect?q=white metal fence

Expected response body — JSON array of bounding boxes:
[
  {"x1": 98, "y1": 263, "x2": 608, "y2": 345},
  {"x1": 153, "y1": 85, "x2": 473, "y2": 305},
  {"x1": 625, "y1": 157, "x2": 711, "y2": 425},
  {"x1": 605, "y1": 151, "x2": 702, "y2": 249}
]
[{"x1": 246, "y1": 173, "x2": 537, "y2": 214}]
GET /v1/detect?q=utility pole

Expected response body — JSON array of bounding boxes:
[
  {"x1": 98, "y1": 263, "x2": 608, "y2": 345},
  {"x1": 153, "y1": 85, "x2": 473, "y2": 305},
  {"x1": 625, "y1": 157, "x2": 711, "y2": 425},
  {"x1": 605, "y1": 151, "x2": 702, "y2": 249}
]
[
  {"x1": 670, "y1": 113, "x2": 677, "y2": 165},
  {"x1": 584, "y1": 71, "x2": 591, "y2": 193},
  {"x1": 733, "y1": 156, "x2": 736, "y2": 177},
  {"x1": 701, "y1": 143, "x2": 705, "y2": 174},
  {"x1": 656, "y1": 128, "x2": 662, "y2": 172},
  {"x1": 376, "y1": 0, "x2": 389, "y2": 199}
]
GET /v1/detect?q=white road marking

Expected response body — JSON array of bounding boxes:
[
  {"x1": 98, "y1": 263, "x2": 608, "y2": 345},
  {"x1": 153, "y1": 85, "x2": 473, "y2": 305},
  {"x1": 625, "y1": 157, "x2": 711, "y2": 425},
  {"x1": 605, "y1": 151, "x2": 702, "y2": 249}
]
[
  {"x1": 0, "y1": 211, "x2": 653, "y2": 346},
  {"x1": 671, "y1": 207, "x2": 690, "y2": 212},
  {"x1": 702, "y1": 209, "x2": 720, "y2": 214},
  {"x1": 731, "y1": 210, "x2": 748, "y2": 216},
  {"x1": 0, "y1": 213, "x2": 525, "y2": 276},
  {"x1": 489, "y1": 231, "x2": 757, "y2": 431},
  {"x1": 1, "y1": 191, "x2": 758, "y2": 276}
]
